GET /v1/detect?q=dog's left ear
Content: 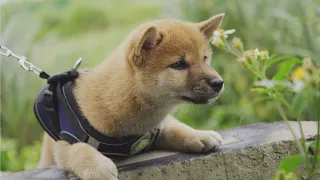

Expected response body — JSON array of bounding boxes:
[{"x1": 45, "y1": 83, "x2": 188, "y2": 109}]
[
  {"x1": 130, "y1": 25, "x2": 161, "y2": 66},
  {"x1": 197, "y1": 13, "x2": 225, "y2": 41}
]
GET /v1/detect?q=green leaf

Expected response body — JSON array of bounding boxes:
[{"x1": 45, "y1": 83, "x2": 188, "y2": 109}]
[
  {"x1": 310, "y1": 138, "x2": 319, "y2": 150},
  {"x1": 266, "y1": 56, "x2": 289, "y2": 68},
  {"x1": 253, "y1": 97, "x2": 275, "y2": 104},
  {"x1": 251, "y1": 87, "x2": 273, "y2": 94},
  {"x1": 272, "y1": 58, "x2": 301, "y2": 80},
  {"x1": 273, "y1": 83, "x2": 291, "y2": 92},
  {"x1": 278, "y1": 155, "x2": 304, "y2": 172},
  {"x1": 291, "y1": 91, "x2": 309, "y2": 117},
  {"x1": 307, "y1": 155, "x2": 320, "y2": 166},
  {"x1": 309, "y1": 136, "x2": 320, "y2": 157},
  {"x1": 316, "y1": 156, "x2": 320, "y2": 164}
]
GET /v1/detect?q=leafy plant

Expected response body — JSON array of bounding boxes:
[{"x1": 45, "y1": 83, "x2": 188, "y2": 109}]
[{"x1": 211, "y1": 28, "x2": 320, "y2": 179}]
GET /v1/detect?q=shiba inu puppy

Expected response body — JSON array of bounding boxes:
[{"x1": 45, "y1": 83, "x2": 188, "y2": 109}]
[{"x1": 38, "y1": 13, "x2": 225, "y2": 180}]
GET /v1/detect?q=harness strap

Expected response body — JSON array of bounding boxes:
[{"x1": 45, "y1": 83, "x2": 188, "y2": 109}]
[
  {"x1": 62, "y1": 82, "x2": 141, "y2": 144},
  {"x1": 56, "y1": 84, "x2": 87, "y2": 142},
  {"x1": 44, "y1": 86, "x2": 61, "y2": 136},
  {"x1": 33, "y1": 86, "x2": 60, "y2": 141},
  {"x1": 42, "y1": 70, "x2": 80, "y2": 140}
]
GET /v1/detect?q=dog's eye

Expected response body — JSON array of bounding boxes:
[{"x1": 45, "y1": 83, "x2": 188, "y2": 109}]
[
  {"x1": 204, "y1": 56, "x2": 207, "y2": 61},
  {"x1": 169, "y1": 57, "x2": 188, "y2": 70}
]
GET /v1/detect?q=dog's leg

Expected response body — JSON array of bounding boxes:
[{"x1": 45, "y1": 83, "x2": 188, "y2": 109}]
[
  {"x1": 38, "y1": 133, "x2": 55, "y2": 168},
  {"x1": 155, "y1": 115, "x2": 223, "y2": 152},
  {"x1": 54, "y1": 141, "x2": 118, "y2": 180}
]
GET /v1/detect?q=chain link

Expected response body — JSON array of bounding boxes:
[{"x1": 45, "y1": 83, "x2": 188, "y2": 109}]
[
  {"x1": 1, "y1": 45, "x2": 83, "y2": 79},
  {"x1": 0, "y1": 45, "x2": 43, "y2": 75}
]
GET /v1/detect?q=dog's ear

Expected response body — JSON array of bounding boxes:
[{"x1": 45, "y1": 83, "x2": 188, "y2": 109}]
[
  {"x1": 130, "y1": 25, "x2": 161, "y2": 66},
  {"x1": 197, "y1": 13, "x2": 225, "y2": 41}
]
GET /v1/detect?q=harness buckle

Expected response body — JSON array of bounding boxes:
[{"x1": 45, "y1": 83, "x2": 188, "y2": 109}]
[
  {"x1": 72, "y1": 57, "x2": 83, "y2": 71},
  {"x1": 47, "y1": 71, "x2": 79, "y2": 84},
  {"x1": 43, "y1": 90, "x2": 54, "y2": 111}
]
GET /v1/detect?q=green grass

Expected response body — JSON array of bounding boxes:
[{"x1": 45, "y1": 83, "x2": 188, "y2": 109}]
[{"x1": 1, "y1": 0, "x2": 319, "y2": 172}]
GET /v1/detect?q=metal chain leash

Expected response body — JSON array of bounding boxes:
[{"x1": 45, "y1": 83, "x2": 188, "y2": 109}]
[{"x1": 0, "y1": 45, "x2": 83, "y2": 80}]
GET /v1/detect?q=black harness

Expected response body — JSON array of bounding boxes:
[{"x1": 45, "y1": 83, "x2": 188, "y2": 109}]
[{"x1": 33, "y1": 70, "x2": 159, "y2": 157}]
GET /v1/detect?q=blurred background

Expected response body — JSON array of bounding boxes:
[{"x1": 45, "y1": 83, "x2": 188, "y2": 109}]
[{"x1": 0, "y1": 0, "x2": 319, "y2": 172}]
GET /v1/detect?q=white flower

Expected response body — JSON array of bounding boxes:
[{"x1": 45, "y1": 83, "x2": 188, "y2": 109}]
[
  {"x1": 254, "y1": 48, "x2": 260, "y2": 59},
  {"x1": 213, "y1": 29, "x2": 236, "y2": 38},
  {"x1": 302, "y1": 58, "x2": 313, "y2": 70},
  {"x1": 223, "y1": 29, "x2": 236, "y2": 38},
  {"x1": 292, "y1": 79, "x2": 305, "y2": 93},
  {"x1": 212, "y1": 29, "x2": 236, "y2": 43},
  {"x1": 254, "y1": 79, "x2": 275, "y2": 88},
  {"x1": 213, "y1": 30, "x2": 221, "y2": 38},
  {"x1": 254, "y1": 79, "x2": 305, "y2": 93},
  {"x1": 259, "y1": 50, "x2": 269, "y2": 60},
  {"x1": 254, "y1": 79, "x2": 292, "y2": 89},
  {"x1": 231, "y1": 37, "x2": 244, "y2": 51},
  {"x1": 237, "y1": 56, "x2": 247, "y2": 63}
]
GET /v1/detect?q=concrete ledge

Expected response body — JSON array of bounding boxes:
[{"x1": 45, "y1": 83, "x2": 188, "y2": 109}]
[{"x1": 2, "y1": 121, "x2": 318, "y2": 180}]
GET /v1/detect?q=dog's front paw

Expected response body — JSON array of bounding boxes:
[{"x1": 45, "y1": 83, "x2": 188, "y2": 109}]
[
  {"x1": 55, "y1": 141, "x2": 118, "y2": 180},
  {"x1": 184, "y1": 130, "x2": 223, "y2": 153},
  {"x1": 75, "y1": 155, "x2": 118, "y2": 180}
]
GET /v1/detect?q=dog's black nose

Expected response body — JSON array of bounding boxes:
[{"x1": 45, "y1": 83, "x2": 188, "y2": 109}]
[{"x1": 206, "y1": 78, "x2": 224, "y2": 91}]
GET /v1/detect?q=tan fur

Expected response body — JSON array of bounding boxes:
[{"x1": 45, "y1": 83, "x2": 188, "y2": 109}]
[
  {"x1": 39, "y1": 14, "x2": 225, "y2": 180},
  {"x1": 38, "y1": 133, "x2": 55, "y2": 168}
]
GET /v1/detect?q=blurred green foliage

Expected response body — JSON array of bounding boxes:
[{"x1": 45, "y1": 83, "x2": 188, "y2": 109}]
[
  {"x1": 0, "y1": 0, "x2": 319, "y2": 172},
  {"x1": 1, "y1": 138, "x2": 41, "y2": 171}
]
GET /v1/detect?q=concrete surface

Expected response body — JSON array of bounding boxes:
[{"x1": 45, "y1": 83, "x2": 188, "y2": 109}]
[{"x1": 2, "y1": 121, "x2": 318, "y2": 180}]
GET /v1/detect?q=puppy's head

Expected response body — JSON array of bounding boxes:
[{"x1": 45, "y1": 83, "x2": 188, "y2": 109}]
[{"x1": 126, "y1": 14, "x2": 225, "y2": 105}]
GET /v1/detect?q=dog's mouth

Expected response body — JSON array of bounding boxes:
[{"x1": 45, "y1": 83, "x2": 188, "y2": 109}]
[{"x1": 180, "y1": 96, "x2": 216, "y2": 104}]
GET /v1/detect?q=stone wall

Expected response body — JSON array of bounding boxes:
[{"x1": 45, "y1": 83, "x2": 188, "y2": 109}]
[{"x1": 2, "y1": 121, "x2": 318, "y2": 180}]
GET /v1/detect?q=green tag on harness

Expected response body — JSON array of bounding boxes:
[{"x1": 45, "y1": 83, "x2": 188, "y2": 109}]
[{"x1": 130, "y1": 132, "x2": 152, "y2": 155}]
